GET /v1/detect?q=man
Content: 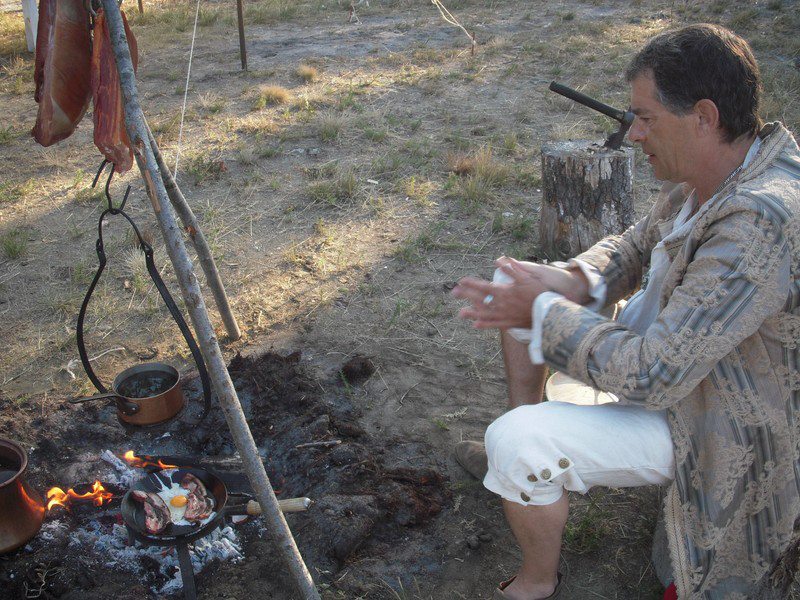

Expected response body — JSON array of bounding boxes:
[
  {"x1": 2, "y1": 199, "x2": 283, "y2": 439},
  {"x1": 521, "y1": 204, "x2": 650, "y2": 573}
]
[{"x1": 452, "y1": 24, "x2": 800, "y2": 600}]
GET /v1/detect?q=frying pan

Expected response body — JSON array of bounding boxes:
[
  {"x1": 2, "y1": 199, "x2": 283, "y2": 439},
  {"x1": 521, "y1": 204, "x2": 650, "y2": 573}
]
[{"x1": 121, "y1": 466, "x2": 310, "y2": 546}]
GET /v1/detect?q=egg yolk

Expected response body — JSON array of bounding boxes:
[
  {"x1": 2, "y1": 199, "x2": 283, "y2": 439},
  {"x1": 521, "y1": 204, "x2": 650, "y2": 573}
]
[{"x1": 170, "y1": 495, "x2": 188, "y2": 507}]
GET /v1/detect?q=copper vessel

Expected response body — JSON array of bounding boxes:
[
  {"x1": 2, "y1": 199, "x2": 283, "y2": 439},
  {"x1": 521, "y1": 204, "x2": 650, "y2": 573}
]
[
  {"x1": 0, "y1": 439, "x2": 45, "y2": 554},
  {"x1": 70, "y1": 362, "x2": 185, "y2": 426}
]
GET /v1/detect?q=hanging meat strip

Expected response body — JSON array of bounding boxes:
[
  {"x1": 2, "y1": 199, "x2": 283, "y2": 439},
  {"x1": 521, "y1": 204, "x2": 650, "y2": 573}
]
[
  {"x1": 91, "y1": 8, "x2": 139, "y2": 173},
  {"x1": 32, "y1": 0, "x2": 92, "y2": 147}
]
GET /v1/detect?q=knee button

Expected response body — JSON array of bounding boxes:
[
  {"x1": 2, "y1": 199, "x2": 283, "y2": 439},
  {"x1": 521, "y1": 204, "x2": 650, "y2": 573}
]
[
  {"x1": 541, "y1": 468, "x2": 552, "y2": 480},
  {"x1": 520, "y1": 492, "x2": 531, "y2": 502},
  {"x1": 558, "y1": 458, "x2": 570, "y2": 469},
  {"x1": 527, "y1": 474, "x2": 538, "y2": 482}
]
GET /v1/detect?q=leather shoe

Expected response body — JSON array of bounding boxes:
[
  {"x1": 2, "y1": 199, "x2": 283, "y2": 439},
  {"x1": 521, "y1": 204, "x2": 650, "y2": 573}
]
[
  {"x1": 455, "y1": 440, "x2": 488, "y2": 480},
  {"x1": 493, "y1": 572, "x2": 563, "y2": 599}
]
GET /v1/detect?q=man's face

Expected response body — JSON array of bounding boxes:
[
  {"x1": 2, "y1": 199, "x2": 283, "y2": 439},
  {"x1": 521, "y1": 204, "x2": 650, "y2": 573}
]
[{"x1": 628, "y1": 74, "x2": 697, "y2": 183}]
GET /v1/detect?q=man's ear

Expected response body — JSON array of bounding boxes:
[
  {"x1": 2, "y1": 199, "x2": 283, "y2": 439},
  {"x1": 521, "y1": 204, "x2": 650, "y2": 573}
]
[{"x1": 693, "y1": 99, "x2": 720, "y2": 136}]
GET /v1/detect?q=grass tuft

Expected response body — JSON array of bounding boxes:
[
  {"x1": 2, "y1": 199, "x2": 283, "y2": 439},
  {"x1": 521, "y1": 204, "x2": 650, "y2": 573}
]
[
  {"x1": 297, "y1": 64, "x2": 318, "y2": 83},
  {"x1": 254, "y1": 85, "x2": 291, "y2": 110},
  {"x1": 1, "y1": 228, "x2": 28, "y2": 259},
  {"x1": 403, "y1": 176, "x2": 436, "y2": 206},
  {"x1": 197, "y1": 92, "x2": 226, "y2": 114},
  {"x1": 729, "y1": 8, "x2": 760, "y2": 30},
  {"x1": 317, "y1": 115, "x2": 343, "y2": 142},
  {"x1": 183, "y1": 150, "x2": 228, "y2": 184},
  {"x1": 564, "y1": 498, "x2": 612, "y2": 554},
  {"x1": 0, "y1": 12, "x2": 26, "y2": 56},
  {"x1": 363, "y1": 127, "x2": 388, "y2": 143},
  {"x1": 307, "y1": 169, "x2": 360, "y2": 206},
  {"x1": 245, "y1": 1, "x2": 297, "y2": 25},
  {"x1": 0, "y1": 179, "x2": 34, "y2": 205},
  {"x1": 0, "y1": 125, "x2": 17, "y2": 145}
]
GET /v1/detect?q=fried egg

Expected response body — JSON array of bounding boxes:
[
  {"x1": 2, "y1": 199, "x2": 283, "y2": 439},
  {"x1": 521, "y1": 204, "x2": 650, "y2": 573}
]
[{"x1": 156, "y1": 481, "x2": 190, "y2": 523}]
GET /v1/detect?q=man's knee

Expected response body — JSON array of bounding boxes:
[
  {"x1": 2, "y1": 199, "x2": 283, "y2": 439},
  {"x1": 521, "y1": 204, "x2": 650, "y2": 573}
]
[
  {"x1": 484, "y1": 404, "x2": 570, "y2": 505},
  {"x1": 485, "y1": 404, "x2": 561, "y2": 473}
]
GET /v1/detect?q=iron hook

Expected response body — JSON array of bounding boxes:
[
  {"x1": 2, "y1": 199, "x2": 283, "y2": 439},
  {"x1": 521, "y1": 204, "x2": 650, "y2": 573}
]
[{"x1": 92, "y1": 159, "x2": 131, "y2": 213}]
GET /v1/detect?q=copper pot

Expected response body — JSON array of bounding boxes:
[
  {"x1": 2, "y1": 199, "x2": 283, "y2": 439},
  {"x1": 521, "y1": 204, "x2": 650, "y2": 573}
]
[
  {"x1": 0, "y1": 439, "x2": 45, "y2": 554},
  {"x1": 70, "y1": 362, "x2": 185, "y2": 426}
]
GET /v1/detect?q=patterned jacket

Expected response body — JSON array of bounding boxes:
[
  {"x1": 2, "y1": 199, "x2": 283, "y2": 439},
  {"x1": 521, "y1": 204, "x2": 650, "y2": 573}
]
[{"x1": 540, "y1": 123, "x2": 800, "y2": 599}]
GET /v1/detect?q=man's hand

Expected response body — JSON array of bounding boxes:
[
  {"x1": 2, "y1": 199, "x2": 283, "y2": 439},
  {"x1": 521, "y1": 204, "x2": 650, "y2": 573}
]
[
  {"x1": 452, "y1": 258, "x2": 549, "y2": 329},
  {"x1": 451, "y1": 257, "x2": 592, "y2": 330},
  {"x1": 496, "y1": 258, "x2": 592, "y2": 305}
]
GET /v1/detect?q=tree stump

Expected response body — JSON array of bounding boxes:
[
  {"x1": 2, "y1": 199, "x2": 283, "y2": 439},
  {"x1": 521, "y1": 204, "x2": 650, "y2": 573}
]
[{"x1": 539, "y1": 141, "x2": 635, "y2": 261}]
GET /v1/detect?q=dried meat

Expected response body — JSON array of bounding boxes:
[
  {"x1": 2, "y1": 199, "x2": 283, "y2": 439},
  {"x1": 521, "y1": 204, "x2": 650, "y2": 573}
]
[
  {"x1": 32, "y1": 0, "x2": 91, "y2": 146},
  {"x1": 91, "y1": 8, "x2": 139, "y2": 173}
]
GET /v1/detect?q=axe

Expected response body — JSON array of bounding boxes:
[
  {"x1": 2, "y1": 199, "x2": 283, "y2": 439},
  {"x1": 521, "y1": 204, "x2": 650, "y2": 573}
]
[{"x1": 549, "y1": 81, "x2": 634, "y2": 150}]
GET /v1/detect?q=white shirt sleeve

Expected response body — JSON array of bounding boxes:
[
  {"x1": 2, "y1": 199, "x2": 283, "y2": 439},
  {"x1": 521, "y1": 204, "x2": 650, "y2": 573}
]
[
  {"x1": 563, "y1": 258, "x2": 606, "y2": 311},
  {"x1": 528, "y1": 291, "x2": 564, "y2": 364}
]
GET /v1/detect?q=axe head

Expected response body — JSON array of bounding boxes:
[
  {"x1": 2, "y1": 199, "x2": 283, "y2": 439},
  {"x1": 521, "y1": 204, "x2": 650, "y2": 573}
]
[{"x1": 603, "y1": 110, "x2": 635, "y2": 151}]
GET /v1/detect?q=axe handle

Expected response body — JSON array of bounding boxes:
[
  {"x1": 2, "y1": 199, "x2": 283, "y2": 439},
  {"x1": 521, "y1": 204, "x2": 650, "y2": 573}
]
[{"x1": 549, "y1": 81, "x2": 626, "y2": 123}]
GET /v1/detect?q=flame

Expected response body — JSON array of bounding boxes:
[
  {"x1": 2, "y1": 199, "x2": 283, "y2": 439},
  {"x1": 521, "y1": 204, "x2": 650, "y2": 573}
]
[
  {"x1": 122, "y1": 450, "x2": 177, "y2": 470},
  {"x1": 46, "y1": 480, "x2": 113, "y2": 511}
]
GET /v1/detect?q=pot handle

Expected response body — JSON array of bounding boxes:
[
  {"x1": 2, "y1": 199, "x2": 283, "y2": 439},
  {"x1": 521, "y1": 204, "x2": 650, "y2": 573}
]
[
  {"x1": 75, "y1": 198, "x2": 212, "y2": 426},
  {"x1": 69, "y1": 393, "x2": 140, "y2": 416}
]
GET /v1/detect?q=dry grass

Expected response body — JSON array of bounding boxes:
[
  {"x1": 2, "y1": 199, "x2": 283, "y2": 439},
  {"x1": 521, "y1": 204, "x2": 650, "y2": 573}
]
[
  {"x1": 254, "y1": 84, "x2": 291, "y2": 109},
  {"x1": 1, "y1": 4, "x2": 799, "y2": 594},
  {"x1": 296, "y1": 64, "x2": 319, "y2": 83},
  {"x1": 316, "y1": 113, "x2": 344, "y2": 142},
  {"x1": 0, "y1": 11, "x2": 26, "y2": 57},
  {"x1": 0, "y1": 227, "x2": 28, "y2": 259}
]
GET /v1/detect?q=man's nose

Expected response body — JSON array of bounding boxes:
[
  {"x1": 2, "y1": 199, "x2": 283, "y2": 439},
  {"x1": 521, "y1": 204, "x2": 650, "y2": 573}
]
[{"x1": 628, "y1": 119, "x2": 646, "y2": 143}]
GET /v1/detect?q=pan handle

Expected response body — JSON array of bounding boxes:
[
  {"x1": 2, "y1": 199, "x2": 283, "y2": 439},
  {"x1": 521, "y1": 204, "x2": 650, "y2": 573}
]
[
  {"x1": 226, "y1": 498, "x2": 312, "y2": 516},
  {"x1": 69, "y1": 393, "x2": 140, "y2": 416}
]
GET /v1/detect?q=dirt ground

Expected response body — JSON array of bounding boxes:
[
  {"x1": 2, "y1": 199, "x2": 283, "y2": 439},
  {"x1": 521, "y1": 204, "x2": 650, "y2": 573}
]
[{"x1": 1, "y1": 0, "x2": 799, "y2": 598}]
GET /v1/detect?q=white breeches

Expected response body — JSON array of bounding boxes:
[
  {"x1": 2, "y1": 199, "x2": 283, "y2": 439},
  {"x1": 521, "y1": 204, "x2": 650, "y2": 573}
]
[{"x1": 483, "y1": 401, "x2": 675, "y2": 506}]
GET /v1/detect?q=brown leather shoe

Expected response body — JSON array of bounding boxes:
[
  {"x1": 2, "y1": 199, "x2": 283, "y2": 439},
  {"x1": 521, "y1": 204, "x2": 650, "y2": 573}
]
[
  {"x1": 493, "y1": 572, "x2": 563, "y2": 599},
  {"x1": 454, "y1": 440, "x2": 488, "y2": 480}
]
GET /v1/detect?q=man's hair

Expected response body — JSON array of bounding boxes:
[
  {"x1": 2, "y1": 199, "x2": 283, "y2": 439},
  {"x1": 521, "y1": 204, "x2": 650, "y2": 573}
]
[{"x1": 625, "y1": 23, "x2": 762, "y2": 143}]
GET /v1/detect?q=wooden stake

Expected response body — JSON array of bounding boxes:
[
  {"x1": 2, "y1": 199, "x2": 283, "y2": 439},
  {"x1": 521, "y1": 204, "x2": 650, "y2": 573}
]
[
  {"x1": 137, "y1": 0, "x2": 143, "y2": 14},
  {"x1": 236, "y1": 0, "x2": 248, "y2": 71},
  {"x1": 100, "y1": 2, "x2": 318, "y2": 597},
  {"x1": 146, "y1": 124, "x2": 242, "y2": 341}
]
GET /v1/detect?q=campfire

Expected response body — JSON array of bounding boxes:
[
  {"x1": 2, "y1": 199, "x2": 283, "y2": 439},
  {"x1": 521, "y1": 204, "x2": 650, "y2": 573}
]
[
  {"x1": 46, "y1": 481, "x2": 113, "y2": 511},
  {"x1": 43, "y1": 450, "x2": 170, "y2": 511},
  {"x1": 2, "y1": 352, "x2": 448, "y2": 599},
  {"x1": 121, "y1": 450, "x2": 177, "y2": 470}
]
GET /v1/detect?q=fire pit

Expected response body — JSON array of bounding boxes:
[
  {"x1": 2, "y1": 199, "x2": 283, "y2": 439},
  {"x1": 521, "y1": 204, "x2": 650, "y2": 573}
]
[{"x1": 0, "y1": 350, "x2": 450, "y2": 598}]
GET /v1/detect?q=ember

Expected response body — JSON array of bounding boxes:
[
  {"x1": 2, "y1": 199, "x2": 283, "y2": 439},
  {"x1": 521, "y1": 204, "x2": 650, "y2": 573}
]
[
  {"x1": 46, "y1": 480, "x2": 113, "y2": 510},
  {"x1": 122, "y1": 450, "x2": 177, "y2": 470}
]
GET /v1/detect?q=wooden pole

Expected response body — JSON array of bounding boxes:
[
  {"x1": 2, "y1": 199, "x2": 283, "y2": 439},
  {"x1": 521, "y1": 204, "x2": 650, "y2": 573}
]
[
  {"x1": 146, "y1": 124, "x2": 242, "y2": 341},
  {"x1": 236, "y1": 0, "x2": 247, "y2": 71},
  {"x1": 21, "y1": 0, "x2": 38, "y2": 52},
  {"x1": 137, "y1": 0, "x2": 143, "y2": 14},
  {"x1": 100, "y1": 2, "x2": 319, "y2": 598}
]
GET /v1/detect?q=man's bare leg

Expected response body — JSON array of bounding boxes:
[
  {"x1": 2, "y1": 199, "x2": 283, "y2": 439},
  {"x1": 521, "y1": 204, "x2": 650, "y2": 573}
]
[
  {"x1": 455, "y1": 331, "x2": 548, "y2": 478},
  {"x1": 502, "y1": 330, "x2": 547, "y2": 409},
  {"x1": 500, "y1": 494, "x2": 568, "y2": 600}
]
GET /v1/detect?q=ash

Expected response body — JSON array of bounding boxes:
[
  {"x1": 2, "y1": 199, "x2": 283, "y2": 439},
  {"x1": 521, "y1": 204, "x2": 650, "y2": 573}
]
[
  {"x1": 46, "y1": 515, "x2": 242, "y2": 595},
  {"x1": 99, "y1": 449, "x2": 141, "y2": 488}
]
